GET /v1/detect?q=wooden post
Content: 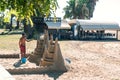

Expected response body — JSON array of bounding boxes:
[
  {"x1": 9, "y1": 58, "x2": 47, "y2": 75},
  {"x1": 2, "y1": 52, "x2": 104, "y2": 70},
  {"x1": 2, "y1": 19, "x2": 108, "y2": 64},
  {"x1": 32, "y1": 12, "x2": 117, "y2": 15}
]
[
  {"x1": 116, "y1": 30, "x2": 118, "y2": 40},
  {"x1": 57, "y1": 29, "x2": 61, "y2": 40}
]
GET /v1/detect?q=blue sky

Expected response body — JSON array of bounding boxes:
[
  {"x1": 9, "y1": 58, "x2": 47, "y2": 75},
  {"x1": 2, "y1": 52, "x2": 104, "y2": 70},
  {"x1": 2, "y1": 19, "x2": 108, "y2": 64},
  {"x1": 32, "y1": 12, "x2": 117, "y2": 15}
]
[{"x1": 56, "y1": 0, "x2": 120, "y2": 25}]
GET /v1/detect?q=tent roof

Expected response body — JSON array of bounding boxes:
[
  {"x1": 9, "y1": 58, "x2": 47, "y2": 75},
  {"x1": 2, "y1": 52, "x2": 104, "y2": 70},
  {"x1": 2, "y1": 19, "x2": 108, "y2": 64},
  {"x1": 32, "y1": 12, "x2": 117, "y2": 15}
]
[
  {"x1": 67, "y1": 19, "x2": 77, "y2": 25},
  {"x1": 46, "y1": 21, "x2": 70, "y2": 29},
  {"x1": 69, "y1": 19, "x2": 120, "y2": 30}
]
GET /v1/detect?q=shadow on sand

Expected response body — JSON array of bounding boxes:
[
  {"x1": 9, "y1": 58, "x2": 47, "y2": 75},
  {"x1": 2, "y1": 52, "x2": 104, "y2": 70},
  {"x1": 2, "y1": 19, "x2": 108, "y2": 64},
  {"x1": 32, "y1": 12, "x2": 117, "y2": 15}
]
[
  {"x1": 44, "y1": 72, "x2": 64, "y2": 80},
  {"x1": 13, "y1": 60, "x2": 24, "y2": 67}
]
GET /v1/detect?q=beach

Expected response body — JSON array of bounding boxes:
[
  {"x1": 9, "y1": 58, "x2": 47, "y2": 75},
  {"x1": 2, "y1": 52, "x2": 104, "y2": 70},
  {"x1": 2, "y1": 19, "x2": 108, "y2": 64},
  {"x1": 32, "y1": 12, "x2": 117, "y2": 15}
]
[{"x1": 0, "y1": 38, "x2": 120, "y2": 80}]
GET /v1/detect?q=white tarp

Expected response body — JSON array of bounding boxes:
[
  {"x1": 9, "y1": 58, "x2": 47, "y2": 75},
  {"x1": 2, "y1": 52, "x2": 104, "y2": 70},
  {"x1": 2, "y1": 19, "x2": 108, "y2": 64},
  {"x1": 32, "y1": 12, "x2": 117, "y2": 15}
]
[
  {"x1": 45, "y1": 20, "x2": 71, "y2": 29},
  {"x1": 44, "y1": 17, "x2": 71, "y2": 29},
  {"x1": 76, "y1": 20, "x2": 120, "y2": 30}
]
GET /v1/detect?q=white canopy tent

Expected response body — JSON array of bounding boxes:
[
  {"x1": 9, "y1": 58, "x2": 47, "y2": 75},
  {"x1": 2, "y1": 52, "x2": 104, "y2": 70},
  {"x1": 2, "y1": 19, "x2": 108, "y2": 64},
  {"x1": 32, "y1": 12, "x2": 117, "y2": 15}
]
[
  {"x1": 45, "y1": 18, "x2": 71, "y2": 39},
  {"x1": 68, "y1": 19, "x2": 120, "y2": 40},
  {"x1": 45, "y1": 18, "x2": 71, "y2": 29},
  {"x1": 76, "y1": 20, "x2": 120, "y2": 30}
]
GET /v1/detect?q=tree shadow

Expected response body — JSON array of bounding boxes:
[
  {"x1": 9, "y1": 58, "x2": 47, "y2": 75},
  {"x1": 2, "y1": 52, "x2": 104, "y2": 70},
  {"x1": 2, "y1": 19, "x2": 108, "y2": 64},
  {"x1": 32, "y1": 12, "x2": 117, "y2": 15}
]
[
  {"x1": 45, "y1": 72, "x2": 64, "y2": 80},
  {"x1": 0, "y1": 30, "x2": 23, "y2": 35},
  {"x1": 13, "y1": 60, "x2": 24, "y2": 68}
]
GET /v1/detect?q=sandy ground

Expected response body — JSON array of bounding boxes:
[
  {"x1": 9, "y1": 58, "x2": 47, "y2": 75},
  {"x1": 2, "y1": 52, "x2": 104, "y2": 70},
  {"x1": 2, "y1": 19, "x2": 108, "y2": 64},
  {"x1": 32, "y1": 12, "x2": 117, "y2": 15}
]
[
  {"x1": 0, "y1": 29, "x2": 120, "y2": 80},
  {"x1": 0, "y1": 40, "x2": 120, "y2": 80}
]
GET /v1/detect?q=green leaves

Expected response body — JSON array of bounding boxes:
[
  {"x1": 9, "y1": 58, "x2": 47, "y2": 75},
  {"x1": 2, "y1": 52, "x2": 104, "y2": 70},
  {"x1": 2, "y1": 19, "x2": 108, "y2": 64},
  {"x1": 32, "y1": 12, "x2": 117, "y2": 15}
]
[
  {"x1": 0, "y1": 0, "x2": 58, "y2": 17},
  {"x1": 63, "y1": 0, "x2": 98, "y2": 19}
]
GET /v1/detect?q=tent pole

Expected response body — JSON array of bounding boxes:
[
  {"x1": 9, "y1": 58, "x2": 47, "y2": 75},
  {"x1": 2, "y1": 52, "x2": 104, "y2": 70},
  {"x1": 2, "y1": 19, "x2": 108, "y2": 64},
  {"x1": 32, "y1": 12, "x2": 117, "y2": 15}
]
[{"x1": 116, "y1": 30, "x2": 118, "y2": 40}]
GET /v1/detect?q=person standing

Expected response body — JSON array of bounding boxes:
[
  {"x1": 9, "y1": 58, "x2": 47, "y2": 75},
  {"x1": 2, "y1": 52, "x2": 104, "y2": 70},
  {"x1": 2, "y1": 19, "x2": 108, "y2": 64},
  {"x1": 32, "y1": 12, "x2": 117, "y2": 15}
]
[{"x1": 19, "y1": 33, "x2": 30, "y2": 60}]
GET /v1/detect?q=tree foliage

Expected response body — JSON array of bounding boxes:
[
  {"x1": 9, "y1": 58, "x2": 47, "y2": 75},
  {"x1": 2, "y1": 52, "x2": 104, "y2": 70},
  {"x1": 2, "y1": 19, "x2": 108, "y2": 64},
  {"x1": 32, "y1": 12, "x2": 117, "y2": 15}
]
[
  {"x1": 0, "y1": 0, "x2": 58, "y2": 36},
  {"x1": 63, "y1": 0, "x2": 98, "y2": 19},
  {"x1": 0, "y1": 0, "x2": 58, "y2": 17}
]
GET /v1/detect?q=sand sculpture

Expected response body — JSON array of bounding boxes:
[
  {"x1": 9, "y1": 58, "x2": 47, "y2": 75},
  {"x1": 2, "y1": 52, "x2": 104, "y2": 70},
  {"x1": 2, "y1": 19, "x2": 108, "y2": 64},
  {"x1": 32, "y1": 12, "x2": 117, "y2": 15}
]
[{"x1": 28, "y1": 30, "x2": 69, "y2": 72}]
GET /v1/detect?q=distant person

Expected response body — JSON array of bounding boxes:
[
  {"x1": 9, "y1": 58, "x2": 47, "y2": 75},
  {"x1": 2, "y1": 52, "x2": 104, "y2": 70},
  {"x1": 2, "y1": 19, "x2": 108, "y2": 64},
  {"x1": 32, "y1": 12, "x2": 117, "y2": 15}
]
[{"x1": 19, "y1": 33, "x2": 31, "y2": 60}]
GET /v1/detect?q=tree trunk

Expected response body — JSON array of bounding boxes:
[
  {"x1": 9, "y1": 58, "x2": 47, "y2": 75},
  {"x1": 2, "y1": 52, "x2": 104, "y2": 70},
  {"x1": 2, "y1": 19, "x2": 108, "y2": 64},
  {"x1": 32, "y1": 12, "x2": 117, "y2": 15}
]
[
  {"x1": 15, "y1": 19, "x2": 20, "y2": 29},
  {"x1": 23, "y1": 18, "x2": 33, "y2": 39}
]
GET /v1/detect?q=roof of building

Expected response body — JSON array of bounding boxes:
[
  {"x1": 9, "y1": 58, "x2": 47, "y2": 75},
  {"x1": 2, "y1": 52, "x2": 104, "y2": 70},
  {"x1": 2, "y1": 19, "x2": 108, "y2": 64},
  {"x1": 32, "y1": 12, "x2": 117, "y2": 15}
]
[
  {"x1": 45, "y1": 18, "x2": 71, "y2": 29},
  {"x1": 68, "y1": 19, "x2": 120, "y2": 30},
  {"x1": 46, "y1": 20, "x2": 70, "y2": 29},
  {"x1": 67, "y1": 19, "x2": 77, "y2": 25}
]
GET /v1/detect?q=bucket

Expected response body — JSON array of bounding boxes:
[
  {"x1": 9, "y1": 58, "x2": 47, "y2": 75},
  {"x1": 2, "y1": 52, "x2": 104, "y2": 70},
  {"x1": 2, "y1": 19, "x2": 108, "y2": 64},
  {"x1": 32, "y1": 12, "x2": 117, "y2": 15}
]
[{"x1": 21, "y1": 57, "x2": 27, "y2": 63}]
